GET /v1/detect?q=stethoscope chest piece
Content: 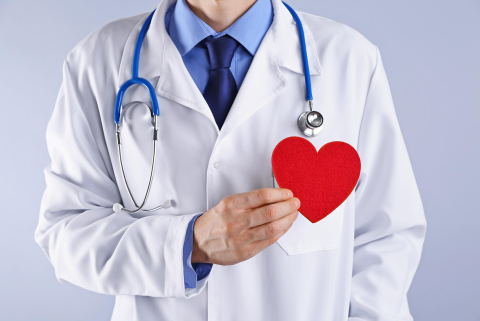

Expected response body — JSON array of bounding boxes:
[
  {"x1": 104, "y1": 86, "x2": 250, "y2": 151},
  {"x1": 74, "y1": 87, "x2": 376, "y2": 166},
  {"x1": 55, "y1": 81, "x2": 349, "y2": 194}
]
[
  {"x1": 298, "y1": 110, "x2": 323, "y2": 137},
  {"x1": 297, "y1": 101, "x2": 323, "y2": 137}
]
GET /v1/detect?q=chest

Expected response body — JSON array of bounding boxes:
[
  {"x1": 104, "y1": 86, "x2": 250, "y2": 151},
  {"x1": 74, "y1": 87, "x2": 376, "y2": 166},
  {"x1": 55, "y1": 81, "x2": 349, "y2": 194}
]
[{"x1": 111, "y1": 65, "x2": 367, "y2": 211}]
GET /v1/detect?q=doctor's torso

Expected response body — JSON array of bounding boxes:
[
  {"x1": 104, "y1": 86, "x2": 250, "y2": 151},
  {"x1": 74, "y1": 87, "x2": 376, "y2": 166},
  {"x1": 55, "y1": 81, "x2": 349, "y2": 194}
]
[
  {"x1": 37, "y1": 0, "x2": 425, "y2": 320},
  {"x1": 106, "y1": 5, "x2": 369, "y2": 317}
]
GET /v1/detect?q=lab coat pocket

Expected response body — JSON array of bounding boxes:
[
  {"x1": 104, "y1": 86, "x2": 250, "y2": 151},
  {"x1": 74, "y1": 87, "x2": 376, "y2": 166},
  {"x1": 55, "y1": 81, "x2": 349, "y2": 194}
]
[{"x1": 273, "y1": 177, "x2": 345, "y2": 256}]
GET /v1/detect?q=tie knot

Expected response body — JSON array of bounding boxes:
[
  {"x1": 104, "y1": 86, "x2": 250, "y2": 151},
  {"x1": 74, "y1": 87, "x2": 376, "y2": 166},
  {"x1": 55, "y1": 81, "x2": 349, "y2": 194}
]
[{"x1": 204, "y1": 36, "x2": 239, "y2": 70}]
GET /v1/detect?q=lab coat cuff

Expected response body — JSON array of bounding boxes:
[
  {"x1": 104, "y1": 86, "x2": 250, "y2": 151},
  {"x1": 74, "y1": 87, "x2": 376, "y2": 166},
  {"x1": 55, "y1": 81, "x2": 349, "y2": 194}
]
[
  {"x1": 183, "y1": 214, "x2": 213, "y2": 289},
  {"x1": 170, "y1": 212, "x2": 209, "y2": 298},
  {"x1": 166, "y1": 212, "x2": 203, "y2": 298}
]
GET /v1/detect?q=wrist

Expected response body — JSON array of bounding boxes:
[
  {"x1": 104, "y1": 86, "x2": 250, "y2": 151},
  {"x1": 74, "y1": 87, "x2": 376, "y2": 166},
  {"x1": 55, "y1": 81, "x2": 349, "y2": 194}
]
[
  {"x1": 191, "y1": 236, "x2": 209, "y2": 264},
  {"x1": 191, "y1": 215, "x2": 210, "y2": 264}
]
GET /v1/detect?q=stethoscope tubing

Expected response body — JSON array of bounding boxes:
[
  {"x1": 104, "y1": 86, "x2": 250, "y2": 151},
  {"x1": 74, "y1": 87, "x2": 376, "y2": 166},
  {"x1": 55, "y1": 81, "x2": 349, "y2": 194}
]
[
  {"x1": 113, "y1": 2, "x2": 318, "y2": 213},
  {"x1": 116, "y1": 112, "x2": 161, "y2": 213},
  {"x1": 282, "y1": 1, "x2": 313, "y2": 102},
  {"x1": 114, "y1": 10, "x2": 160, "y2": 124}
]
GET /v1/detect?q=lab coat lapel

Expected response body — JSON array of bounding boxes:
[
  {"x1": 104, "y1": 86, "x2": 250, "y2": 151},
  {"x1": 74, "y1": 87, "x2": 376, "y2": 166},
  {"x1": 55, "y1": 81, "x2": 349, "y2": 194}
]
[
  {"x1": 117, "y1": 0, "x2": 216, "y2": 128},
  {"x1": 156, "y1": 33, "x2": 216, "y2": 126},
  {"x1": 218, "y1": 29, "x2": 286, "y2": 141},
  {"x1": 271, "y1": 0, "x2": 322, "y2": 76},
  {"x1": 218, "y1": 0, "x2": 322, "y2": 141}
]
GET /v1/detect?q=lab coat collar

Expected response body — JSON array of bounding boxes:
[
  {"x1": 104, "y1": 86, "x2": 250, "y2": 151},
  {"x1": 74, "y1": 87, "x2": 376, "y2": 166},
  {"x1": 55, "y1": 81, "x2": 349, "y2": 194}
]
[
  {"x1": 218, "y1": 0, "x2": 322, "y2": 140},
  {"x1": 117, "y1": 0, "x2": 322, "y2": 133},
  {"x1": 270, "y1": 0, "x2": 322, "y2": 76},
  {"x1": 118, "y1": 0, "x2": 216, "y2": 124}
]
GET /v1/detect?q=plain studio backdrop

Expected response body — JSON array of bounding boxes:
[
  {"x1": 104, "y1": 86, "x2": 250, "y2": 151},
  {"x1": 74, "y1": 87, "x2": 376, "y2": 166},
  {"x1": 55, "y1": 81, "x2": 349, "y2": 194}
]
[{"x1": 0, "y1": 0, "x2": 478, "y2": 320}]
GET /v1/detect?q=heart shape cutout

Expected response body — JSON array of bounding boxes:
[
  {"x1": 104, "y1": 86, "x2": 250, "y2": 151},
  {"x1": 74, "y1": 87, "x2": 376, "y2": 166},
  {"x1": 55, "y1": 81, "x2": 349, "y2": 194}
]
[{"x1": 272, "y1": 137, "x2": 361, "y2": 223}]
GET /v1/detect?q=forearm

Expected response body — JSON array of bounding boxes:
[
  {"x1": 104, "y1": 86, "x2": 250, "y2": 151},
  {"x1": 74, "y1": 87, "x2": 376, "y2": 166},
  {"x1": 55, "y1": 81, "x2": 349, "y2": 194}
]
[{"x1": 36, "y1": 165, "x2": 202, "y2": 297}]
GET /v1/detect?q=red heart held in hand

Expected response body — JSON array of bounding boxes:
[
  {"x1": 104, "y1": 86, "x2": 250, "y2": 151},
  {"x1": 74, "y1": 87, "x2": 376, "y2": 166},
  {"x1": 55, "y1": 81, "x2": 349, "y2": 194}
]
[{"x1": 272, "y1": 137, "x2": 361, "y2": 223}]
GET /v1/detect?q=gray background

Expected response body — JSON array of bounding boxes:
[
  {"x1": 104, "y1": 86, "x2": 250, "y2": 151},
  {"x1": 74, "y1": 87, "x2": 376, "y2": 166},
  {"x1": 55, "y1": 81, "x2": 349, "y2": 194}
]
[{"x1": 0, "y1": 0, "x2": 478, "y2": 320}]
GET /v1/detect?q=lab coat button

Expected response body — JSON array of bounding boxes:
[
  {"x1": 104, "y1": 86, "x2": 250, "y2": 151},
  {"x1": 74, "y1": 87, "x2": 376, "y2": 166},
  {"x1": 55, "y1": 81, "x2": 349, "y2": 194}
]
[{"x1": 214, "y1": 162, "x2": 220, "y2": 169}]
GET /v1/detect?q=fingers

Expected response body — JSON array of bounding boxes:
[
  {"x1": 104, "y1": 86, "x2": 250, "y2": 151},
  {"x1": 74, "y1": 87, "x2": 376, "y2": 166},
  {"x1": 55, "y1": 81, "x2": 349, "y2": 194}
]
[
  {"x1": 247, "y1": 215, "x2": 296, "y2": 254},
  {"x1": 225, "y1": 188, "x2": 293, "y2": 210},
  {"x1": 246, "y1": 197, "x2": 300, "y2": 227},
  {"x1": 247, "y1": 211, "x2": 298, "y2": 242}
]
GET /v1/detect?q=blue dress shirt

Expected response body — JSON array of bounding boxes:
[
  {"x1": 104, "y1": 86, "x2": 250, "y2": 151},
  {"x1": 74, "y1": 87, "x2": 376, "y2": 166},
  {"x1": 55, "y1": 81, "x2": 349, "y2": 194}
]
[{"x1": 165, "y1": 0, "x2": 273, "y2": 289}]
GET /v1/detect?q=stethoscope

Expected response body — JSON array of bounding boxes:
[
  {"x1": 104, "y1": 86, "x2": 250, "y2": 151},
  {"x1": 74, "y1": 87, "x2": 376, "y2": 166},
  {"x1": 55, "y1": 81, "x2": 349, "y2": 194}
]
[{"x1": 112, "y1": 2, "x2": 323, "y2": 214}]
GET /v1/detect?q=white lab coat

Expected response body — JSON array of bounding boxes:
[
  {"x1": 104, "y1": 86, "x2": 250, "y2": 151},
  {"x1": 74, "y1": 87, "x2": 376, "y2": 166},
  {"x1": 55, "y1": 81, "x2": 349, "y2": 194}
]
[{"x1": 35, "y1": 0, "x2": 426, "y2": 319}]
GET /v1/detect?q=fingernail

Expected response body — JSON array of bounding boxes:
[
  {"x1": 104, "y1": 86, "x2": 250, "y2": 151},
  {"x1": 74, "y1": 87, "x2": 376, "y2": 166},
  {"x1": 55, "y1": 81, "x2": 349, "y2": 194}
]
[
  {"x1": 287, "y1": 190, "x2": 293, "y2": 198},
  {"x1": 294, "y1": 211, "x2": 298, "y2": 219},
  {"x1": 294, "y1": 198, "x2": 300, "y2": 208}
]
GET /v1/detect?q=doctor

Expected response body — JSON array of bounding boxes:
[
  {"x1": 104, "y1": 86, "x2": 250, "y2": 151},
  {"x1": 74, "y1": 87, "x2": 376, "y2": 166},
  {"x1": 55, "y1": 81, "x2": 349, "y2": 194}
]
[{"x1": 36, "y1": 0, "x2": 426, "y2": 320}]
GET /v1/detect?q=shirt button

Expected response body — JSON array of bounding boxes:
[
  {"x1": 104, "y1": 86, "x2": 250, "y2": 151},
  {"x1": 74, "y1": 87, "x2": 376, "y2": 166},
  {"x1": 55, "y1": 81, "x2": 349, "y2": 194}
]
[{"x1": 213, "y1": 162, "x2": 220, "y2": 169}]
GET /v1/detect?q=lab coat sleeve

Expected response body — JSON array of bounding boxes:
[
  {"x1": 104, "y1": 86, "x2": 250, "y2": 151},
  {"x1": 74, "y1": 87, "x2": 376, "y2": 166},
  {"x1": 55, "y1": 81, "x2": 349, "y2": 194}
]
[
  {"x1": 349, "y1": 47, "x2": 427, "y2": 321},
  {"x1": 35, "y1": 55, "x2": 208, "y2": 298}
]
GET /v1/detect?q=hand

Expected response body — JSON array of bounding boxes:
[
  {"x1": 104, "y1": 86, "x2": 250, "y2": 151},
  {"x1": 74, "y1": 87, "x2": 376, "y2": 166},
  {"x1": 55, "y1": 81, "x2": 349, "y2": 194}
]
[{"x1": 191, "y1": 188, "x2": 300, "y2": 265}]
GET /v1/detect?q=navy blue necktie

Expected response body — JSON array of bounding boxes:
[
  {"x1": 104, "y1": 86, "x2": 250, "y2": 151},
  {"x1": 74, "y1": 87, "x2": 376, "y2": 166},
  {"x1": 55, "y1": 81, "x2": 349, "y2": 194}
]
[{"x1": 202, "y1": 36, "x2": 240, "y2": 129}]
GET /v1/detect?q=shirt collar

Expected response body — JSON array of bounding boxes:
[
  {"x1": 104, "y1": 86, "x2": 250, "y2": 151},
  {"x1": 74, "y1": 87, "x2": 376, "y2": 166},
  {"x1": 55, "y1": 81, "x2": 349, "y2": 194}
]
[
  {"x1": 225, "y1": 0, "x2": 273, "y2": 55},
  {"x1": 166, "y1": 0, "x2": 212, "y2": 56},
  {"x1": 167, "y1": 0, "x2": 273, "y2": 57}
]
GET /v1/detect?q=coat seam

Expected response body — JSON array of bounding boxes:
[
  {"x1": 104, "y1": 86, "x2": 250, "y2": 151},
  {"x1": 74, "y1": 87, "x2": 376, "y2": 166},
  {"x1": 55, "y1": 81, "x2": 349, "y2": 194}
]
[{"x1": 356, "y1": 45, "x2": 379, "y2": 150}]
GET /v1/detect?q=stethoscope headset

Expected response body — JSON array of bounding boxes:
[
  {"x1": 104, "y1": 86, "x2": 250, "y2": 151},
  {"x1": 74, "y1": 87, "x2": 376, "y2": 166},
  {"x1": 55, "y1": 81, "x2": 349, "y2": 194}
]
[{"x1": 112, "y1": 2, "x2": 323, "y2": 214}]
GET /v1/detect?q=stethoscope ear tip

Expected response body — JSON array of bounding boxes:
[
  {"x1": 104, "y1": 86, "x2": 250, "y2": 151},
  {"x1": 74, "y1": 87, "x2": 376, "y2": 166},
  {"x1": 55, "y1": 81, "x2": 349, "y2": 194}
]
[{"x1": 113, "y1": 203, "x2": 124, "y2": 213}]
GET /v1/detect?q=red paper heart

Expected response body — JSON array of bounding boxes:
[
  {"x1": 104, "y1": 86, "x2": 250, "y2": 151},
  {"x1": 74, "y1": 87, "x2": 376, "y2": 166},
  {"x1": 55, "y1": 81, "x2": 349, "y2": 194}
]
[{"x1": 272, "y1": 137, "x2": 361, "y2": 223}]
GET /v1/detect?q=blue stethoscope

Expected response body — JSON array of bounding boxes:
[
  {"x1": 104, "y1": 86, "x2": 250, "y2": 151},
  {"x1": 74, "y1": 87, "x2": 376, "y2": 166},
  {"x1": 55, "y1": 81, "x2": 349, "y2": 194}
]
[{"x1": 112, "y1": 2, "x2": 323, "y2": 214}]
